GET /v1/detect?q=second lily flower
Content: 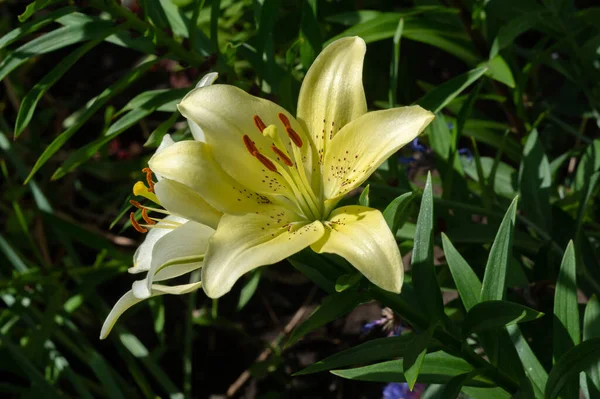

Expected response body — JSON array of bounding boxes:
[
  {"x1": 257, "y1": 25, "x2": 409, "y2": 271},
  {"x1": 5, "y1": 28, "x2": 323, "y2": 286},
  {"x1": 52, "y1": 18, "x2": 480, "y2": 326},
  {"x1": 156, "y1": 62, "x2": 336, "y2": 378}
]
[{"x1": 149, "y1": 36, "x2": 434, "y2": 298}]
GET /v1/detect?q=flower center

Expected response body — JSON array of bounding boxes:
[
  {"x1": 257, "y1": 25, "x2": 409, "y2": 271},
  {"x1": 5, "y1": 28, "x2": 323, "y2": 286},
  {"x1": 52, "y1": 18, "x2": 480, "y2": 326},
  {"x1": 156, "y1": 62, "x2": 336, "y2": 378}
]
[{"x1": 242, "y1": 114, "x2": 323, "y2": 220}]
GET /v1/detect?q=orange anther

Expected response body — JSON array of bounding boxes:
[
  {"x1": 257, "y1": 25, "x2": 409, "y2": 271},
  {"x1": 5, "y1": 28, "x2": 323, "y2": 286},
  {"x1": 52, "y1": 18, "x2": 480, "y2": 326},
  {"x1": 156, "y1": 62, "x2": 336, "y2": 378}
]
[
  {"x1": 286, "y1": 127, "x2": 303, "y2": 148},
  {"x1": 142, "y1": 167, "x2": 155, "y2": 193},
  {"x1": 129, "y1": 199, "x2": 143, "y2": 209},
  {"x1": 271, "y1": 145, "x2": 293, "y2": 166},
  {"x1": 278, "y1": 113, "x2": 291, "y2": 128},
  {"x1": 243, "y1": 135, "x2": 258, "y2": 155},
  {"x1": 141, "y1": 208, "x2": 156, "y2": 225},
  {"x1": 130, "y1": 212, "x2": 148, "y2": 233},
  {"x1": 255, "y1": 152, "x2": 277, "y2": 172},
  {"x1": 253, "y1": 115, "x2": 266, "y2": 132}
]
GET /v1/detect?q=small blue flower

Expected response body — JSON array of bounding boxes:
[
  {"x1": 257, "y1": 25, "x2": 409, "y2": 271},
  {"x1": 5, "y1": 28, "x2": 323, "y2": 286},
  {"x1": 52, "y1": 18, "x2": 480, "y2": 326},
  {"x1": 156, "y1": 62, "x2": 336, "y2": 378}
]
[
  {"x1": 410, "y1": 138, "x2": 428, "y2": 153},
  {"x1": 458, "y1": 147, "x2": 473, "y2": 161},
  {"x1": 382, "y1": 382, "x2": 425, "y2": 399}
]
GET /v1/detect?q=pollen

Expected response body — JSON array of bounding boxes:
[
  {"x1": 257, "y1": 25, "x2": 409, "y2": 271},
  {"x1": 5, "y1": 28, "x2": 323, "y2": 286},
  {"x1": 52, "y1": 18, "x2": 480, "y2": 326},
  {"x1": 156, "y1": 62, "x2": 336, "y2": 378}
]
[
  {"x1": 254, "y1": 152, "x2": 277, "y2": 172},
  {"x1": 286, "y1": 127, "x2": 303, "y2": 148},
  {"x1": 253, "y1": 115, "x2": 266, "y2": 132},
  {"x1": 130, "y1": 212, "x2": 148, "y2": 233},
  {"x1": 278, "y1": 113, "x2": 291, "y2": 128},
  {"x1": 141, "y1": 208, "x2": 156, "y2": 225},
  {"x1": 243, "y1": 135, "x2": 258, "y2": 155},
  {"x1": 142, "y1": 167, "x2": 155, "y2": 193},
  {"x1": 271, "y1": 145, "x2": 293, "y2": 166}
]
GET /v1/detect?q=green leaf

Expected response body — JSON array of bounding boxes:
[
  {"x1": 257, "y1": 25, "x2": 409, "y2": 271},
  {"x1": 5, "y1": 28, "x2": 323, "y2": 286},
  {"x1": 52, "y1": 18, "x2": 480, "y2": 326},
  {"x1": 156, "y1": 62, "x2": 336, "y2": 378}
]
[
  {"x1": 463, "y1": 301, "x2": 543, "y2": 336},
  {"x1": 484, "y1": 56, "x2": 515, "y2": 88},
  {"x1": 334, "y1": 272, "x2": 362, "y2": 292},
  {"x1": 507, "y1": 325, "x2": 548, "y2": 399},
  {"x1": 441, "y1": 371, "x2": 481, "y2": 399},
  {"x1": 545, "y1": 338, "x2": 600, "y2": 399},
  {"x1": 382, "y1": 191, "x2": 415, "y2": 234},
  {"x1": 237, "y1": 269, "x2": 262, "y2": 311},
  {"x1": 583, "y1": 296, "x2": 600, "y2": 392},
  {"x1": 358, "y1": 184, "x2": 370, "y2": 207},
  {"x1": 15, "y1": 40, "x2": 103, "y2": 138},
  {"x1": 0, "y1": 21, "x2": 117, "y2": 82},
  {"x1": 490, "y1": 11, "x2": 547, "y2": 58},
  {"x1": 416, "y1": 67, "x2": 488, "y2": 113},
  {"x1": 18, "y1": 0, "x2": 62, "y2": 22},
  {"x1": 553, "y1": 241, "x2": 580, "y2": 361},
  {"x1": 300, "y1": 0, "x2": 321, "y2": 69},
  {"x1": 331, "y1": 351, "x2": 494, "y2": 386},
  {"x1": 286, "y1": 291, "x2": 370, "y2": 347},
  {"x1": 404, "y1": 324, "x2": 437, "y2": 389},
  {"x1": 295, "y1": 333, "x2": 441, "y2": 376},
  {"x1": 518, "y1": 129, "x2": 552, "y2": 232},
  {"x1": 144, "y1": 112, "x2": 180, "y2": 147},
  {"x1": 0, "y1": 7, "x2": 76, "y2": 51},
  {"x1": 24, "y1": 57, "x2": 157, "y2": 184},
  {"x1": 441, "y1": 233, "x2": 481, "y2": 311},
  {"x1": 412, "y1": 173, "x2": 444, "y2": 321},
  {"x1": 480, "y1": 196, "x2": 518, "y2": 302}
]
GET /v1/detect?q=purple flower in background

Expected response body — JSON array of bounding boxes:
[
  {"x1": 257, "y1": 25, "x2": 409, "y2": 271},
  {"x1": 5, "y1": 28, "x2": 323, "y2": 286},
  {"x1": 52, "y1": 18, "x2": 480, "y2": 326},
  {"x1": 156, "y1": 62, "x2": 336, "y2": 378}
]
[
  {"x1": 362, "y1": 308, "x2": 407, "y2": 337},
  {"x1": 382, "y1": 382, "x2": 425, "y2": 399}
]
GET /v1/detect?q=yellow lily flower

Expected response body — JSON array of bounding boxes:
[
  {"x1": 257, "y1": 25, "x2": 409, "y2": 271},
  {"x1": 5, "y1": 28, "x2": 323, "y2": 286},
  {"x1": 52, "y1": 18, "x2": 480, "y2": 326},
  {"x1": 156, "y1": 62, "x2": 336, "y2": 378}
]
[
  {"x1": 149, "y1": 36, "x2": 434, "y2": 298},
  {"x1": 100, "y1": 75, "x2": 223, "y2": 339}
]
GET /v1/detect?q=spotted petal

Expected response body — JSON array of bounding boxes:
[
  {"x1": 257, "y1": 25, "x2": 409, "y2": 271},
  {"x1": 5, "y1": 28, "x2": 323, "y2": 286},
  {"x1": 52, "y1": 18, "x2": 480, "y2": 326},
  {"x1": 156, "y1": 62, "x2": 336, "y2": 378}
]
[
  {"x1": 178, "y1": 84, "x2": 312, "y2": 197},
  {"x1": 297, "y1": 36, "x2": 367, "y2": 156},
  {"x1": 100, "y1": 281, "x2": 202, "y2": 339},
  {"x1": 202, "y1": 206, "x2": 324, "y2": 298},
  {"x1": 149, "y1": 140, "x2": 276, "y2": 215},
  {"x1": 312, "y1": 206, "x2": 404, "y2": 293},
  {"x1": 323, "y1": 106, "x2": 434, "y2": 203}
]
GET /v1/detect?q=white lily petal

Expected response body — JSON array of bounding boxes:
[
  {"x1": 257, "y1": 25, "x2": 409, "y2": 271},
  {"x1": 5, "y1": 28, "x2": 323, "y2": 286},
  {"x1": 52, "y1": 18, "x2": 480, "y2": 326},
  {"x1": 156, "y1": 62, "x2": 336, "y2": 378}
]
[
  {"x1": 312, "y1": 206, "x2": 404, "y2": 293},
  {"x1": 100, "y1": 281, "x2": 202, "y2": 339},
  {"x1": 323, "y1": 106, "x2": 434, "y2": 201},
  {"x1": 187, "y1": 72, "x2": 219, "y2": 142},
  {"x1": 297, "y1": 36, "x2": 367, "y2": 156},
  {"x1": 178, "y1": 84, "x2": 313, "y2": 196},
  {"x1": 128, "y1": 215, "x2": 187, "y2": 274},
  {"x1": 132, "y1": 220, "x2": 213, "y2": 299},
  {"x1": 154, "y1": 179, "x2": 222, "y2": 229},
  {"x1": 150, "y1": 140, "x2": 276, "y2": 215},
  {"x1": 202, "y1": 206, "x2": 324, "y2": 298}
]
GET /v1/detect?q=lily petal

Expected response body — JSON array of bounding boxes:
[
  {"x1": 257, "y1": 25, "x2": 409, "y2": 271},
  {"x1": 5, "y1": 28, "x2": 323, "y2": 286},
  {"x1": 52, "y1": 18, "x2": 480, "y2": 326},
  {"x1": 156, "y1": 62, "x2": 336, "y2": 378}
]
[
  {"x1": 187, "y1": 72, "x2": 219, "y2": 142},
  {"x1": 99, "y1": 281, "x2": 202, "y2": 339},
  {"x1": 132, "y1": 220, "x2": 213, "y2": 299},
  {"x1": 323, "y1": 106, "x2": 434, "y2": 201},
  {"x1": 129, "y1": 215, "x2": 187, "y2": 274},
  {"x1": 178, "y1": 84, "x2": 312, "y2": 196},
  {"x1": 154, "y1": 179, "x2": 222, "y2": 229},
  {"x1": 297, "y1": 36, "x2": 367, "y2": 156},
  {"x1": 202, "y1": 206, "x2": 324, "y2": 298},
  {"x1": 312, "y1": 206, "x2": 404, "y2": 293},
  {"x1": 149, "y1": 140, "x2": 276, "y2": 215}
]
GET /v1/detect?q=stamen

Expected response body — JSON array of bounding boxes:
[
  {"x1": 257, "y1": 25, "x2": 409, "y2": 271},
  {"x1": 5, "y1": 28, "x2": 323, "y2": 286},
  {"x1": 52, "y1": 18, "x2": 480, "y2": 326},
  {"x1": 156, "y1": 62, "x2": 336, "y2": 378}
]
[
  {"x1": 130, "y1": 212, "x2": 148, "y2": 233},
  {"x1": 243, "y1": 135, "x2": 258, "y2": 155},
  {"x1": 286, "y1": 127, "x2": 303, "y2": 148},
  {"x1": 254, "y1": 151, "x2": 277, "y2": 172},
  {"x1": 271, "y1": 145, "x2": 293, "y2": 166},
  {"x1": 142, "y1": 167, "x2": 155, "y2": 193},
  {"x1": 129, "y1": 199, "x2": 143, "y2": 209},
  {"x1": 253, "y1": 115, "x2": 267, "y2": 132},
  {"x1": 278, "y1": 113, "x2": 291, "y2": 128},
  {"x1": 141, "y1": 208, "x2": 156, "y2": 225}
]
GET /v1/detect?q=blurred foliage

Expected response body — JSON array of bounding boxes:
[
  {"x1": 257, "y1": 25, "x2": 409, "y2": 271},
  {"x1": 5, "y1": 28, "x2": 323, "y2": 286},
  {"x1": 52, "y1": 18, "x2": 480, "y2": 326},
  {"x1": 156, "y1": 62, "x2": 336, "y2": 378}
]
[{"x1": 1, "y1": 0, "x2": 600, "y2": 397}]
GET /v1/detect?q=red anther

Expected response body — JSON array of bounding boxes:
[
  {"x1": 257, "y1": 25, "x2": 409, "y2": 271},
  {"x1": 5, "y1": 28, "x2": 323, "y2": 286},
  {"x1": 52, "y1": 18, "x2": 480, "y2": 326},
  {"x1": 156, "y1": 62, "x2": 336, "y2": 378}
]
[
  {"x1": 278, "y1": 113, "x2": 291, "y2": 128},
  {"x1": 253, "y1": 115, "x2": 266, "y2": 132},
  {"x1": 243, "y1": 135, "x2": 258, "y2": 155},
  {"x1": 130, "y1": 212, "x2": 148, "y2": 233},
  {"x1": 142, "y1": 167, "x2": 155, "y2": 193},
  {"x1": 286, "y1": 127, "x2": 303, "y2": 148},
  {"x1": 141, "y1": 208, "x2": 156, "y2": 225},
  {"x1": 255, "y1": 152, "x2": 277, "y2": 172},
  {"x1": 271, "y1": 145, "x2": 293, "y2": 166}
]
